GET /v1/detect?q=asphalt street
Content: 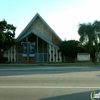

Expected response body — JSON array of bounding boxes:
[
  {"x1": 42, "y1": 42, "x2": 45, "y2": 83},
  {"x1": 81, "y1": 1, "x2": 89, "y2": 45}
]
[{"x1": 0, "y1": 66, "x2": 100, "y2": 100}]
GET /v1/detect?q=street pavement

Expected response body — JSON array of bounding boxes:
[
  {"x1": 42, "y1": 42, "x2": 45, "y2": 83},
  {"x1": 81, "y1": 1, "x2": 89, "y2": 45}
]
[{"x1": 0, "y1": 66, "x2": 100, "y2": 100}]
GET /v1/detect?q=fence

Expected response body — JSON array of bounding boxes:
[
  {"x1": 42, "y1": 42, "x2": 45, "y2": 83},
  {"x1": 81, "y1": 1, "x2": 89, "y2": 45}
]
[{"x1": 17, "y1": 53, "x2": 48, "y2": 63}]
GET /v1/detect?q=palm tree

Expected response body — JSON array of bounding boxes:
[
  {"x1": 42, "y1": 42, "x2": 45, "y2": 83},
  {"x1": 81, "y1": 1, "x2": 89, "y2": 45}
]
[
  {"x1": 78, "y1": 21, "x2": 100, "y2": 63},
  {"x1": 78, "y1": 23, "x2": 94, "y2": 53},
  {"x1": 93, "y1": 21, "x2": 100, "y2": 62}
]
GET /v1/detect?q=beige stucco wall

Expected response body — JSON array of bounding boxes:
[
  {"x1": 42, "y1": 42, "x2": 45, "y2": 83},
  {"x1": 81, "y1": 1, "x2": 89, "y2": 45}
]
[
  {"x1": 20, "y1": 17, "x2": 52, "y2": 41},
  {"x1": 49, "y1": 44, "x2": 62, "y2": 62},
  {"x1": 20, "y1": 17, "x2": 61, "y2": 45},
  {"x1": 31, "y1": 17, "x2": 52, "y2": 41}
]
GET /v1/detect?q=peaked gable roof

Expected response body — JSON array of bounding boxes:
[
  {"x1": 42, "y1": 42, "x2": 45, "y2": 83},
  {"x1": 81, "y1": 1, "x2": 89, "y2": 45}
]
[
  {"x1": 17, "y1": 13, "x2": 62, "y2": 42},
  {"x1": 18, "y1": 30, "x2": 60, "y2": 49}
]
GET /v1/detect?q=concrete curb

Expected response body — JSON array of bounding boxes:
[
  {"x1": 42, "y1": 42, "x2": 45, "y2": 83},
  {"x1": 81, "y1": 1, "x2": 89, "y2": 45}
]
[{"x1": 0, "y1": 63, "x2": 100, "y2": 67}]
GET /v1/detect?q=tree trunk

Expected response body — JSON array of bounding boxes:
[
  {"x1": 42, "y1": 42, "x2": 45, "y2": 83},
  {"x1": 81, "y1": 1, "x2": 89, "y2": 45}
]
[
  {"x1": 95, "y1": 50, "x2": 100, "y2": 64},
  {"x1": 0, "y1": 47, "x2": 4, "y2": 62},
  {"x1": 95, "y1": 52, "x2": 98, "y2": 64}
]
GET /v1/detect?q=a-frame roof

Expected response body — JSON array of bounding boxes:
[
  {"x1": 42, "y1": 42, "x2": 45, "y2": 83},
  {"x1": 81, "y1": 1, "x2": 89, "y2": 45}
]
[
  {"x1": 17, "y1": 13, "x2": 62, "y2": 49},
  {"x1": 18, "y1": 30, "x2": 60, "y2": 49}
]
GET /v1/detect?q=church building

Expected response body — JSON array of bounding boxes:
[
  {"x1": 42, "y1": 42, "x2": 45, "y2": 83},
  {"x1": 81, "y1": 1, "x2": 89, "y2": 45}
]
[{"x1": 4, "y1": 13, "x2": 62, "y2": 63}]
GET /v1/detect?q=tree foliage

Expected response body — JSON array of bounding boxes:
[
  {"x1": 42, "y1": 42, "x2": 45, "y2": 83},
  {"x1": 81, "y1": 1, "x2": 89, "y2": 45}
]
[
  {"x1": 0, "y1": 19, "x2": 17, "y2": 62},
  {"x1": 59, "y1": 40, "x2": 85, "y2": 58},
  {"x1": 78, "y1": 20, "x2": 100, "y2": 62},
  {"x1": 0, "y1": 19, "x2": 17, "y2": 52}
]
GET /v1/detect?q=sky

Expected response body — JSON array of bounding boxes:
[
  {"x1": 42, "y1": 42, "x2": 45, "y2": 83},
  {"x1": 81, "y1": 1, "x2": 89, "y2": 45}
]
[{"x1": 0, "y1": 0, "x2": 100, "y2": 41}]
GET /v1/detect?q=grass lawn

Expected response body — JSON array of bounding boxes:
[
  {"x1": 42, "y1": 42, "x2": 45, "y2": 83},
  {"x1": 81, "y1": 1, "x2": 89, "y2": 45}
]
[{"x1": 0, "y1": 62, "x2": 100, "y2": 67}]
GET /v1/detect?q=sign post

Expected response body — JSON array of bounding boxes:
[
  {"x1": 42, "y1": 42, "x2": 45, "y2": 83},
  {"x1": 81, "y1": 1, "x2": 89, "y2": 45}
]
[{"x1": 77, "y1": 53, "x2": 90, "y2": 62}]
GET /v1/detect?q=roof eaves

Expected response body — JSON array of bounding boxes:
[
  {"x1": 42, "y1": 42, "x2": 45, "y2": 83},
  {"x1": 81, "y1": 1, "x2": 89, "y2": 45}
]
[
  {"x1": 37, "y1": 13, "x2": 62, "y2": 42},
  {"x1": 17, "y1": 30, "x2": 32, "y2": 42},
  {"x1": 17, "y1": 13, "x2": 38, "y2": 40},
  {"x1": 17, "y1": 13, "x2": 62, "y2": 43},
  {"x1": 31, "y1": 30, "x2": 59, "y2": 49},
  {"x1": 18, "y1": 30, "x2": 59, "y2": 49}
]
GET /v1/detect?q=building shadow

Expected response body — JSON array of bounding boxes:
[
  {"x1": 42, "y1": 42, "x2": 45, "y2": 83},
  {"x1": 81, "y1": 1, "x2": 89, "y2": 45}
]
[
  {"x1": 39, "y1": 89, "x2": 100, "y2": 100},
  {"x1": 0, "y1": 66, "x2": 100, "y2": 76}
]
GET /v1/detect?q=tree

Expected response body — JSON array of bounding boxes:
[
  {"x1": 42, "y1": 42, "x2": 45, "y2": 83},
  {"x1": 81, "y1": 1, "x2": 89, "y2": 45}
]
[
  {"x1": 78, "y1": 21, "x2": 100, "y2": 63},
  {"x1": 93, "y1": 21, "x2": 100, "y2": 62},
  {"x1": 59, "y1": 40, "x2": 85, "y2": 59},
  {"x1": 0, "y1": 19, "x2": 17, "y2": 62}
]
